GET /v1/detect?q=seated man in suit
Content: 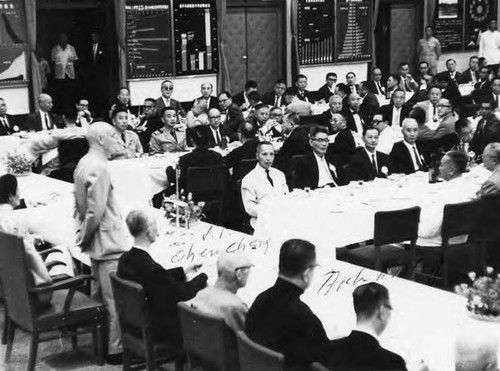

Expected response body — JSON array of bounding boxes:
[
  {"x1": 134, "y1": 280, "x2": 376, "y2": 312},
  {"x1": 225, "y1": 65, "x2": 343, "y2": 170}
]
[
  {"x1": 385, "y1": 74, "x2": 401, "y2": 99},
  {"x1": 477, "y1": 143, "x2": 500, "y2": 197},
  {"x1": 373, "y1": 113, "x2": 399, "y2": 155},
  {"x1": 27, "y1": 93, "x2": 62, "y2": 131},
  {"x1": 218, "y1": 90, "x2": 244, "y2": 141},
  {"x1": 459, "y1": 55, "x2": 480, "y2": 85},
  {"x1": 117, "y1": 209, "x2": 208, "y2": 352},
  {"x1": 275, "y1": 112, "x2": 310, "y2": 169},
  {"x1": 398, "y1": 62, "x2": 419, "y2": 93},
  {"x1": 197, "y1": 82, "x2": 219, "y2": 110},
  {"x1": 251, "y1": 103, "x2": 281, "y2": 138},
  {"x1": 110, "y1": 107, "x2": 143, "y2": 160},
  {"x1": 470, "y1": 99, "x2": 500, "y2": 156},
  {"x1": 233, "y1": 80, "x2": 258, "y2": 111},
  {"x1": 346, "y1": 71, "x2": 359, "y2": 94},
  {"x1": 225, "y1": 121, "x2": 259, "y2": 180},
  {"x1": 346, "y1": 127, "x2": 391, "y2": 181},
  {"x1": 319, "y1": 94, "x2": 343, "y2": 128},
  {"x1": 342, "y1": 92, "x2": 367, "y2": 133},
  {"x1": 317, "y1": 72, "x2": 337, "y2": 102},
  {"x1": 207, "y1": 108, "x2": 230, "y2": 149},
  {"x1": 149, "y1": 107, "x2": 187, "y2": 154},
  {"x1": 155, "y1": 80, "x2": 185, "y2": 117},
  {"x1": 359, "y1": 81, "x2": 380, "y2": 120},
  {"x1": 326, "y1": 113, "x2": 356, "y2": 168},
  {"x1": 295, "y1": 74, "x2": 316, "y2": 103},
  {"x1": 241, "y1": 141, "x2": 288, "y2": 228},
  {"x1": 284, "y1": 87, "x2": 312, "y2": 117},
  {"x1": 246, "y1": 239, "x2": 329, "y2": 369},
  {"x1": 390, "y1": 118, "x2": 429, "y2": 174},
  {"x1": 320, "y1": 282, "x2": 408, "y2": 371},
  {"x1": 434, "y1": 98, "x2": 458, "y2": 139},
  {"x1": 413, "y1": 85, "x2": 442, "y2": 126},
  {"x1": 294, "y1": 125, "x2": 343, "y2": 189},
  {"x1": 263, "y1": 79, "x2": 287, "y2": 107},
  {"x1": 381, "y1": 89, "x2": 410, "y2": 129},
  {"x1": 371, "y1": 67, "x2": 386, "y2": 96},
  {"x1": 135, "y1": 98, "x2": 163, "y2": 152},
  {"x1": 0, "y1": 98, "x2": 19, "y2": 135},
  {"x1": 435, "y1": 58, "x2": 462, "y2": 85},
  {"x1": 186, "y1": 251, "x2": 252, "y2": 333},
  {"x1": 474, "y1": 66, "x2": 492, "y2": 91}
]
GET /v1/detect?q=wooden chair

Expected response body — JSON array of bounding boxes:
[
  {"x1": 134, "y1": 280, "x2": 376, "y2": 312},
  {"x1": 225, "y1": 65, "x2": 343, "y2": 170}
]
[
  {"x1": 477, "y1": 193, "x2": 500, "y2": 272},
  {"x1": 186, "y1": 164, "x2": 229, "y2": 225},
  {"x1": 177, "y1": 302, "x2": 239, "y2": 371},
  {"x1": 337, "y1": 206, "x2": 421, "y2": 279},
  {"x1": 236, "y1": 158, "x2": 258, "y2": 181},
  {"x1": 290, "y1": 154, "x2": 308, "y2": 189},
  {"x1": 0, "y1": 231, "x2": 105, "y2": 371},
  {"x1": 110, "y1": 273, "x2": 183, "y2": 371},
  {"x1": 311, "y1": 362, "x2": 331, "y2": 371},
  {"x1": 236, "y1": 331, "x2": 285, "y2": 371}
]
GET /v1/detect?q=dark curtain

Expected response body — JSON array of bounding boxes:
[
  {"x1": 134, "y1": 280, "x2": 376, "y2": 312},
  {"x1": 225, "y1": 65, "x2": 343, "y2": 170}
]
[
  {"x1": 371, "y1": 0, "x2": 380, "y2": 68},
  {"x1": 427, "y1": 0, "x2": 437, "y2": 27},
  {"x1": 290, "y1": 0, "x2": 300, "y2": 84},
  {"x1": 216, "y1": 0, "x2": 230, "y2": 92},
  {"x1": 112, "y1": 0, "x2": 127, "y2": 86},
  {"x1": 25, "y1": 0, "x2": 41, "y2": 110}
]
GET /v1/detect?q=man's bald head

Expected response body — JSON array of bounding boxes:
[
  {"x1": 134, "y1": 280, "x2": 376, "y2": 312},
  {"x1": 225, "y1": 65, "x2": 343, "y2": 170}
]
[
  {"x1": 86, "y1": 121, "x2": 120, "y2": 157},
  {"x1": 38, "y1": 94, "x2": 53, "y2": 112},
  {"x1": 216, "y1": 252, "x2": 253, "y2": 290}
]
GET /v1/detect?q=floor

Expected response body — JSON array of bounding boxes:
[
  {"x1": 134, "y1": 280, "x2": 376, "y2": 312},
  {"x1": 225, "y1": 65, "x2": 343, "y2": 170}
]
[{"x1": 0, "y1": 305, "x2": 176, "y2": 371}]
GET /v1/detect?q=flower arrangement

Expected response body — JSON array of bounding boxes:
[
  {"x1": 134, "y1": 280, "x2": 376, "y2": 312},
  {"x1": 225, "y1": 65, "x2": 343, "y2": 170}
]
[
  {"x1": 4, "y1": 152, "x2": 32, "y2": 175},
  {"x1": 163, "y1": 192, "x2": 205, "y2": 228},
  {"x1": 455, "y1": 267, "x2": 500, "y2": 319}
]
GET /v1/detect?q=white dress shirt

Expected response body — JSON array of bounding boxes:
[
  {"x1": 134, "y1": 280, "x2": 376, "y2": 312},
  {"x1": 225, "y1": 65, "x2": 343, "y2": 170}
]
[
  {"x1": 314, "y1": 152, "x2": 335, "y2": 187},
  {"x1": 40, "y1": 110, "x2": 52, "y2": 131},
  {"x1": 403, "y1": 141, "x2": 422, "y2": 171},
  {"x1": 392, "y1": 106, "x2": 402, "y2": 127},
  {"x1": 241, "y1": 164, "x2": 288, "y2": 228},
  {"x1": 350, "y1": 109, "x2": 364, "y2": 133},
  {"x1": 162, "y1": 97, "x2": 171, "y2": 108}
]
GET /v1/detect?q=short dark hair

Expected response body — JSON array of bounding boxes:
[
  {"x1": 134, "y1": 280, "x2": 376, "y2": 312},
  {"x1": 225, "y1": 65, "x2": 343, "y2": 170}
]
[
  {"x1": 446, "y1": 58, "x2": 457, "y2": 65},
  {"x1": 218, "y1": 90, "x2": 232, "y2": 99},
  {"x1": 247, "y1": 91, "x2": 261, "y2": 103},
  {"x1": 160, "y1": 106, "x2": 177, "y2": 116},
  {"x1": 398, "y1": 62, "x2": 409, "y2": 69},
  {"x1": 309, "y1": 124, "x2": 329, "y2": 138},
  {"x1": 0, "y1": 174, "x2": 18, "y2": 204},
  {"x1": 239, "y1": 121, "x2": 257, "y2": 139},
  {"x1": 144, "y1": 98, "x2": 156, "y2": 105},
  {"x1": 362, "y1": 126, "x2": 378, "y2": 136},
  {"x1": 275, "y1": 79, "x2": 286, "y2": 85},
  {"x1": 244, "y1": 80, "x2": 258, "y2": 91},
  {"x1": 256, "y1": 140, "x2": 273, "y2": 154},
  {"x1": 470, "y1": 55, "x2": 479, "y2": 62},
  {"x1": 480, "y1": 66, "x2": 491, "y2": 74},
  {"x1": 346, "y1": 71, "x2": 356, "y2": 78},
  {"x1": 278, "y1": 239, "x2": 316, "y2": 277},
  {"x1": 353, "y1": 282, "x2": 390, "y2": 319},
  {"x1": 112, "y1": 106, "x2": 129, "y2": 118},
  {"x1": 326, "y1": 72, "x2": 337, "y2": 80},
  {"x1": 359, "y1": 81, "x2": 372, "y2": 93},
  {"x1": 409, "y1": 106, "x2": 426, "y2": 125},
  {"x1": 284, "y1": 87, "x2": 298, "y2": 96},
  {"x1": 419, "y1": 61, "x2": 429, "y2": 67},
  {"x1": 254, "y1": 102, "x2": 268, "y2": 112},
  {"x1": 444, "y1": 150, "x2": 468, "y2": 174},
  {"x1": 118, "y1": 87, "x2": 129, "y2": 94},
  {"x1": 296, "y1": 74, "x2": 307, "y2": 81},
  {"x1": 335, "y1": 83, "x2": 349, "y2": 95},
  {"x1": 455, "y1": 117, "x2": 471, "y2": 134},
  {"x1": 191, "y1": 125, "x2": 210, "y2": 148},
  {"x1": 284, "y1": 112, "x2": 300, "y2": 126}
]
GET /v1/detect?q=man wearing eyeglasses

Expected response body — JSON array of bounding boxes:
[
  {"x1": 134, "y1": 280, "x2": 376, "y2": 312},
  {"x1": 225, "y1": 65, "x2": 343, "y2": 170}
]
[
  {"x1": 317, "y1": 73, "x2": 337, "y2": 102},
  {"x1": 207, "y1": 108, "x2": 230, "y2": 149},
  {"x1": 135, "y1": 98, "x2": 162, "y2": 151},
  {"x1": 294, "y1": 125, "x2": 343, "y2": 189},
  {"x1": 433, "y1": 98, "x2": 458, "y2": 139},
  {"x1": 246, "y1": 239, "x2": 328, "y2": 369},
  {"x1": 320, "y1": 283, "x2": 409, "y2": 371},
  {"x1": 217, "y1": 90, "x2": 244, "y2": 141},
  {"x1": 155, "y1": 80, "x2": 185, "y2": 117},
  {"x1": 186, "y1": 251, "x2": 252, "y2": 332}
]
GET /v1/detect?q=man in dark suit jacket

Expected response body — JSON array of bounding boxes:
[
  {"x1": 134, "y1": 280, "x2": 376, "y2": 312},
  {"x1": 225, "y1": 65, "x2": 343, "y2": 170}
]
[
  {"x1": 26, "y1": 94, "x2": 63, "y2": 131},
  {"x1": 246, "y1": 239, "x2": 329, "y2": 369},
  {"x1": 218, "y1": 91, "x2": 244, "y2": 141},
  {"x1": 380, "y1": 89, "x2": 411, "y2": 128},
  {"x1": 342, "y1": 92, "x2": 368, "y2": 133},
  {"x1": 434, "y1": 58, "x2": 462, "y2": 85},
  {"x1": 359, "y1": 81, "x2": 380, "y2": 120},
  {"x1": 471, "y1": 100, "x2": 500, "y2": 157},
  {"x1": 197, "y1": 82, "x2": 219, "y2": 110},
  {"x1": 390, "y1": 118, "x2": 429, "y2": 174},
  {"x1": 346, "y1": 71, "x2": 360, "y2": 94},
  {"x1": 370, "y1": 68, "x2": 386, "y2": 96},
  {"x1": 326, "y1": 113, "x2": 356, "y2": 168},
  {"x1": 117, "y1": 209, "x2": 207, "y2": 353},
  {"x1": 459, "y1": 56, "x2": 480, "y2": 84},
  {"x1": 296, "y1": 74, "x2": 316, "y2": 103},
  {"x1": 346, "y1": 127, "x2": 391, "y2": 181},
  {"x1": 293, "y1": 125, "x2": 344, "y2": 189},
  {"x1": 156, "y1": 80, "x2": 185, "y2": 116},
  {"x1": 263, "y1": 79, "x2": 287, "y2": 107},
  {"x1": 225, "y1": 122, "x2": 259, "y2": 180},
  {"x1": 135, "y1": 98, "x2": 163, "y2": 151},
  {"x1": 318, "y1": 94, "x2": 343, "y2": 128},
  {"x1": 316, "y1": 72, "x2": 337, "y2": 102},
  {"x1": 0, "y1": 98, "x2": 18, "y2": 135},
  {"x1": 320, "y1": 283, "x2": 408, "y2": 371},
  {"x1": 474, "y1": 66, "x2": 492, "y2": 91},
  {"x1": 233, "y1": 80, "x2": 258, "y2": 109},
  {"x1": 207, "y1": 108, "x2": 230, "y2": 149}
]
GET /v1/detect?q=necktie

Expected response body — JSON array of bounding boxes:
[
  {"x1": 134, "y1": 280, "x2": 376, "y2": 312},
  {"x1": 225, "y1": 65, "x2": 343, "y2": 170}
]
[
  {"x1": 45, "y1": 113, "x2": 52, "y2": 130},
  {"x1": 377, "y1": 82, "x2": 382, "y2": 94},
  {"x1": 433, "y1": 105, "x2": 437, "y2": 116},
  {"x1": 171, "y1": 129, "x2": 177, "y2": 142},
  {"x1": 372, "y1": 154, "x2": 378, "y2": 175},
  {"x1": 265, "y1": 169, "x2": 274, "y2": 187},
  {"x1": 1, "y1": 118, "x2": 8, "y2": 128},
  {"x1": 121, "y1": 133, "x2": 126, "y2": 143},
  {"x1": 274, "y1": 95, "x2": 279, "y2": 106},
  {"x1": 413, "y1": 146, "x2": 422, "y2": 169},
  {"x1": 477, "y1": 119, "x2": 485, "y2": 135},
  {"x1": 215, "y1": 129, "x2": 221, "y2": 146},
  {"x1": 93, "y1": 43, "x2": 97, "y2": 62},
  {"x1": 496, "y1": 94, "x2": 499, "y2": 107}
]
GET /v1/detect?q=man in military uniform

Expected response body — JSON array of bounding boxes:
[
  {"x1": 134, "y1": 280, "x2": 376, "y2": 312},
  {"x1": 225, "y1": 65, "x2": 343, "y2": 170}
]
[
  {"x1": 110, "y1": 106, "x2": 143, "y2": 160},
  {"x1": 149, "y1": 107, "x2": 187, "y2": 155}
]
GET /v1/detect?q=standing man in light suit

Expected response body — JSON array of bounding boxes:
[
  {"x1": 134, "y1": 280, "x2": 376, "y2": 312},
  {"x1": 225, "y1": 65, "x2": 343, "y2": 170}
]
[{"x1": 74, "y1": 122, "x2": 129, "y2": 364}]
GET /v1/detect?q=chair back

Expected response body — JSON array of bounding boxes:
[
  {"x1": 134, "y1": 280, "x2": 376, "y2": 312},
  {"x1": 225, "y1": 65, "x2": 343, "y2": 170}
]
[
  {"x1": 442, "y1": 199, "x2": 483, "y2": 243},
  {"x1": 0, "y1": 232, "x2": 35, "y2": 330},
  {"x1": 373, "y1": 206, "x2": 421, "y2": 246},
  {"x1": 177, "y1": 302, "x2": 239, "y2": 371},
  {"x1": 478, "y1": 193, "x2": 500, "y2": 241},
  {"x1": 237, "y1": 159, "x2": 258, "y2": 180},
  {"x1": 110, "y1": 273, "x2": 152, "y2": 336},
  {"x1": 58, "y1": 138, "x2": 89, "y2": 165},
  {"x1": 236, "y1": 331, "x2": 284, "y2": 371},
  {"x1": 311, "y1": 362, "x2": 331, "y2": 371},
  {"x1": 186, "y1": 164, "x2": 228, "y2": 196},
  {"x1": 290, "y1": 154, "x2": 308, "y2": 189}
]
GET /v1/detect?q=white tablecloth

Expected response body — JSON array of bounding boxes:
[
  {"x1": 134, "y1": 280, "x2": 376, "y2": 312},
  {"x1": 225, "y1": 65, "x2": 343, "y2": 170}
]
[{"x1": 254, "y1": 167, "x2": 490, "y2": 256}]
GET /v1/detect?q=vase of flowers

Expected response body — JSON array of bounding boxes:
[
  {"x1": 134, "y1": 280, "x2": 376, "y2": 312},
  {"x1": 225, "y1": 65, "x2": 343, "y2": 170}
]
[
  {"x1": 4, "y1": 152, "x2": 32, "y2": 176},
  {"x1": 455, "y1": 267, "x2": 500, "y2": 322},
  {"x1": 163, "y1": 192, "x2": 205, "y2": 229}
]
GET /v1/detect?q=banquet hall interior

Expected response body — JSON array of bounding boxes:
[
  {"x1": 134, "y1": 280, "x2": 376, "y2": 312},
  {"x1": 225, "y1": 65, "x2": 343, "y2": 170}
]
[{"x1": 1, "y1": 0, "x2": 500, "y2": 370}]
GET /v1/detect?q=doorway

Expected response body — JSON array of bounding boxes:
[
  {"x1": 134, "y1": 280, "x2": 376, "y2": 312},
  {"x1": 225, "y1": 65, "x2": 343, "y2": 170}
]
[
  {"x1": 224, "y1": 0, "x2": 285, "y2": 96},
  {"x1": 375, "y1": 0, "x2": 422, "y2": 75},
  {"x1": 36, "y1": 0, "x2": 118, "y2": 116}
]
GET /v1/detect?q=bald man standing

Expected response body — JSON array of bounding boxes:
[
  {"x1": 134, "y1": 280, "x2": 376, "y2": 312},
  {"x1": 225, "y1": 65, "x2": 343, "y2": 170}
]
[{"x1": 74, "y1": 122, "x2": 128, "y2": 363}]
